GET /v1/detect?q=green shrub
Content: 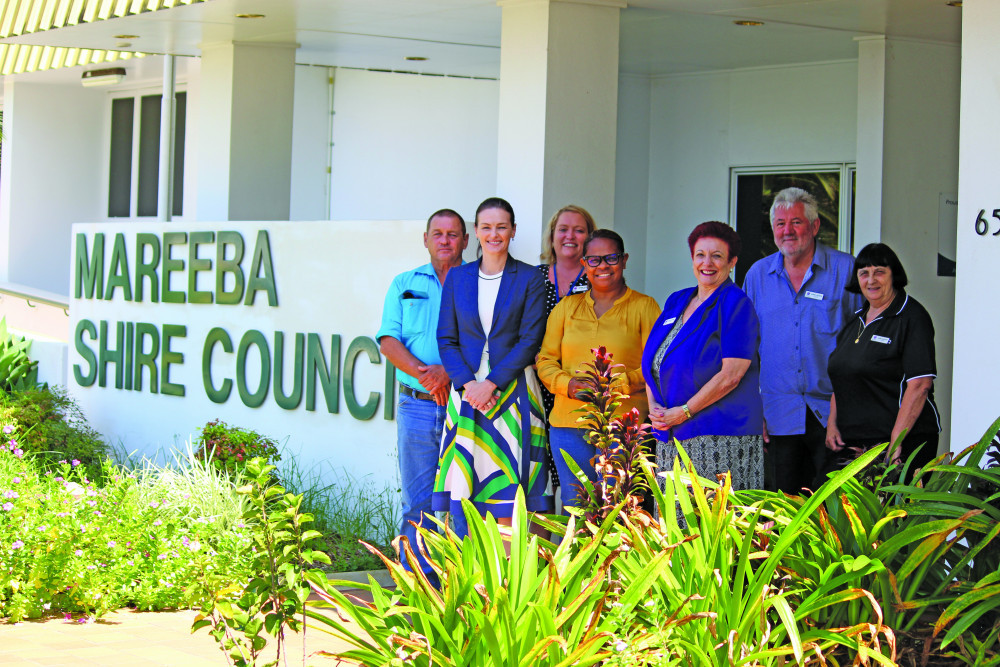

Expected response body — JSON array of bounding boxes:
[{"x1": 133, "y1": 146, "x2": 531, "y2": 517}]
[
  {"x1": 0, "y1": 386, "x2": 107, "y2": 474},
  {"x1": 0, "y1": 317, "x2": 39, "y2": 395},
  {"x1": 194, "y1": 420, "x2": 280, "y2": 475},
  {"x1": 189, "y1": 458, "x2": 330, "y2": 667},
  {"x1": 279, "y1": 455, "x2": 399, "y2": 573},
  {"x1": 0, "y1": 426, "x2": 253, "y2": 622}
]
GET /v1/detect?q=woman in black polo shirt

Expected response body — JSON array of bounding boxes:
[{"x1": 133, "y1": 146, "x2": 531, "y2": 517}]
[{"x1": 824, "y1": 243, "x2": 940, "y2": 477}]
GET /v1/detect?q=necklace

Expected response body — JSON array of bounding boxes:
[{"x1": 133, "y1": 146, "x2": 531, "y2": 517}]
[{"x1": 854, "y1": 319, "x2": 864, "y2": 344}]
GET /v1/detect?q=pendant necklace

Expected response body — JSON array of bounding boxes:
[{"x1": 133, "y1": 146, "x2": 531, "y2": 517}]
[{"x1": 854, "y1": 319, "x2": 864, "y2": 344}]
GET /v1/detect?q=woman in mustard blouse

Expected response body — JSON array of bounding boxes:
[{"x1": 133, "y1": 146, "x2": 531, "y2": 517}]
[{"x1": 536, "y1": 229, "x2": 661, "y2": 511}]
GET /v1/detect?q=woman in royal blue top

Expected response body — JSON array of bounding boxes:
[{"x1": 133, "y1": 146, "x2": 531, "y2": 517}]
[
  {"x1": 433, "y1": 197, "x2": 552, "y2": 537},
  {"x1": 641, "y1": 221, "x2": 764, "y2": 490}
]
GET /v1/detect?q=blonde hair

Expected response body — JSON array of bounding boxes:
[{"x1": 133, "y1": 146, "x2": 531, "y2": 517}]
[{"x1": 540, "y1": 205, "x2": 597, "y2": 264}]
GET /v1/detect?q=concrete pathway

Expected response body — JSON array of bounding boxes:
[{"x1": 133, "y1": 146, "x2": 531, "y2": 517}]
[{"x1": 0, "y1": 584, "x2": 384, "y2": 667}]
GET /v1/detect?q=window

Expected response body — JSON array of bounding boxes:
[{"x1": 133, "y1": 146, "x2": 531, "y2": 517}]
[
  {"x1": 108, "y1": 92, "x2": 186, "y2": 218},
  {"x1": 729, "y1": 164, "x2": 856, "y2": 284}
]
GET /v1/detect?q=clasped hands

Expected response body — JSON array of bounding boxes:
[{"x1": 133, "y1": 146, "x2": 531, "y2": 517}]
[
  {"x1": 649, "y1": 406, "x2": 689, "y2": 431},
  {"x1": 463, "y1": 379, "x2": 499, "y2": 413},
  {"x1": 415, "y1": 364, "x2": 451, "y2": 406},
  {"x1": 825, "y1": 423, "x2": 903, "y2": 465}
]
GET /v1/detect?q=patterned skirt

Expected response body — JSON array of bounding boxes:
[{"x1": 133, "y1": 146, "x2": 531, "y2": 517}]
[
  {"x1": 432, "y1": 368, "x2": 553, "y2": 517},
  {"x1": 657, "y1": 434, "x2": 764, "y2": 491}
]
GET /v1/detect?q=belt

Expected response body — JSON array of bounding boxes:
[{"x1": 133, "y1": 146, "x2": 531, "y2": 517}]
[{"x1": 399, "y1": 384, "x2": 435, "y2": 401}]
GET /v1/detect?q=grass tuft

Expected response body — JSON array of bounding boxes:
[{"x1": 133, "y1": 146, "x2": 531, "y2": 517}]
[{"x1": 279, "y1": 453, "x2": 400, "y2": 572}]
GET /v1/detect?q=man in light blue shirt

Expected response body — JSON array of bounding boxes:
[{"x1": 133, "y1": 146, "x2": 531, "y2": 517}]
[
  {"x1": 743, "y1": 187, "x2": 861, "y2": 493},
  {"x1": 377, "y1": 209, "x2": 467, "y2": 582}
]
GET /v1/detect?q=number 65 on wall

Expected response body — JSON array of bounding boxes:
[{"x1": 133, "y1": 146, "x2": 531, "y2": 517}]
[{"x1": 974, "y1": 208, "x2": 1000, "y2": 236}]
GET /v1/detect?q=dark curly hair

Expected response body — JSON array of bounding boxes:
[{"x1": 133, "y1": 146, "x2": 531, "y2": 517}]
[{"x1": 584, "y1": 229, "x2": 625, "y2": 255}]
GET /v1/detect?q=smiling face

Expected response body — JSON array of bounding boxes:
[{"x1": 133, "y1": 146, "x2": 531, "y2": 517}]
[
  {"x1": 857, "y1": 265, "x2": 895, "y2": 310},
  {"x1": 771, "y1": 201, "x2": 820, "y2": 260},
  {"x1": 582, "y1": 237, "x2": 627, "y2": 292},
  {"x1": 692, "y1": 236, "x2": 737, "y2": 291},
  {"x1": 424, "y1": 214, "x2": 468, "y2": 266},
  {"x1": 475, "y1": 207, "x2": 515, "y2": 258},
  {"x1": 551, "y1": 211, "x2": 589, "y2": 263}
]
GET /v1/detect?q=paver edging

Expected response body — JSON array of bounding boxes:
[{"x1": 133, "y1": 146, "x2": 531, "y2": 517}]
[{"x1": 327, "y1": 569, "x2": 394, "y2": 589}]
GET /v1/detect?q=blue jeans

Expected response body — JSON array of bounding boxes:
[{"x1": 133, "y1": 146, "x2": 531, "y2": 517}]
[
  {"x1": 396, "y1": 393, "x2": 446, "y2": 581},
  {"x1": 549, "y1": 426, "x2": 598, "y2": 514}
]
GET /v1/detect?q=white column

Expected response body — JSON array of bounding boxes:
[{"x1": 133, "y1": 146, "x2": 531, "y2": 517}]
[
  {"x1": 854, "y1": 36, "x2": 960, "y2": 453},
  {"x1": 496, "y1": 0, "x2": 624, "y2": 260},
  {"x1": 853, "y1": 36, "x2": 886, "y2": 250},
  {"x1": 952, "y1": 0, "x2": 1000, "y2": 451},
  {"x1": 195, "y1": 42, "x2": 296, "y2": 221}
]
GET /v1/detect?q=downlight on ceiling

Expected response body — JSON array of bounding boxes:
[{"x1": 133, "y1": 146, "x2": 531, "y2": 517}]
[
  {"x1": 81, "y1": 67, "x2": 126, "y2": 87},
  {"x1": 235, "y1": 13, "x2": 265, "y2": 18},
  {"x1": 405, "y1": 56, "x2": 428, "y2": 61},
  {"x1": 734, "y1": 20, "x2": 765, "y2": 27}
]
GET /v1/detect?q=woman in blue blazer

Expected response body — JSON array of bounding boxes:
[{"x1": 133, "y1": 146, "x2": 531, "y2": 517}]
[
  {"x1": 641, "y1": 221, "x2": 764, "y2": 490},
  {"x1": 433, "y1": 197, "x2": 552, "y2": 535}
]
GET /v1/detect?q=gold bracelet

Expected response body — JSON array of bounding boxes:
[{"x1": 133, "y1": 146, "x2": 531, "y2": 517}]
[{"x1": 681, "y1": 404, "x2": 692, "y2": 420}]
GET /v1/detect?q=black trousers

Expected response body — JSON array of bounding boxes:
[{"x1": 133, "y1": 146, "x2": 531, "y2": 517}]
[{"x1": 765, "y1": 409, "x2": 831, "y2": 494}]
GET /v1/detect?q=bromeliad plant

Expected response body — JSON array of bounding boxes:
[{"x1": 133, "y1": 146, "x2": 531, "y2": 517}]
[
  {"x1": 305, "y1": 488, "x2": 667, "y2": 667},
  {"x1": 742, "y1": 417, "x2": 1000, "y2": 666},
  {"x1": 298, "y1": 346, "x2": 998, "y2": 666},
  {"x1": 570, "y1": 345, "x2": 653, "y2": 525},
  {"x1": 561, "y1": 347, "x2": 897, "y2": 665}
]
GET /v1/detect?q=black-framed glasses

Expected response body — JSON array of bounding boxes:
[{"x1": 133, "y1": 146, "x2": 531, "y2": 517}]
[{"x1": 582, "y1": 253, "x2": 623, "y2": 267}]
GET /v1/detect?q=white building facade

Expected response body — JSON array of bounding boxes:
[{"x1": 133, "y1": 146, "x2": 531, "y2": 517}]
[{"x1": 0, "y1": 0, "x2": 995, "y2": 486}]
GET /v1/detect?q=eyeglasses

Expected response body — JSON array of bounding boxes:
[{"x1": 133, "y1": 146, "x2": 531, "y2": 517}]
[{"x1": 582, "y1": 253, "x2": 623, "y2": 267}]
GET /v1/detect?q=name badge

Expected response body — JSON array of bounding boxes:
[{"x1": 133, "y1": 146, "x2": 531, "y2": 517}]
[
  {"x1": 571, "y1": 284, "x2": 588, "y2": 294},
  {"x1": 663, "y1": 317, "x2": 677, "y2": 326},
  {"x1": 804, "y1": 291, "x2": 824, "y2": 300},
  {"x1": 871, "y1": 335, "x2": 892, "y2": 344}
]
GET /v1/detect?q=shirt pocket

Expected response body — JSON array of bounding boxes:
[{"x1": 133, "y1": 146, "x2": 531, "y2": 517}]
[
  {"x1": 808, "y1": 299, "x2": 843, "y2": 336},
  {"x1": 401, "y1": 291, "x2": 430, "y2": 338}
]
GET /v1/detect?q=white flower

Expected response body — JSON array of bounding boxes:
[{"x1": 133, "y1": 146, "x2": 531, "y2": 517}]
[{"x1": 63, "y1": 482, "x2": 85, "y2": 499}]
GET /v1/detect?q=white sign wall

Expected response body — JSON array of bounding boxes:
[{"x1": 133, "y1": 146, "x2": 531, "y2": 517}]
[{"x1": 68, "y1": 220, "x2": 430, "y2": 489}]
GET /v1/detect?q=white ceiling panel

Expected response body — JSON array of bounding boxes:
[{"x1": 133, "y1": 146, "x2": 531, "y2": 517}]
[{"x1": 0, "y1": 0, "x2": 963, "y2": 80}]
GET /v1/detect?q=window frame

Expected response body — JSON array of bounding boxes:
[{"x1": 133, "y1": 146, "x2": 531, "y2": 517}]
[
  {"x1": 728, "y1": 162, "x2": 857, "y2": 254},
  {"x1": 106, "y1": 86, "x2": 187, "y2": 220}
]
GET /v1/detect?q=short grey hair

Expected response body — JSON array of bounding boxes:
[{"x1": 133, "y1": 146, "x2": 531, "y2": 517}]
[{"x1": 769, "y1": 187, "x2": 819, "y2": 225}]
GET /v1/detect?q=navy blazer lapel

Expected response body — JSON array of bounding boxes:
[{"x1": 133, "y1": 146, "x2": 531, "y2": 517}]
[
  {"x1": 491, "y1": 256, "x2": 518, "y2": 330},
  {"x1": 461, "y1": 262, "x2": 486, "y2": 336}
]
